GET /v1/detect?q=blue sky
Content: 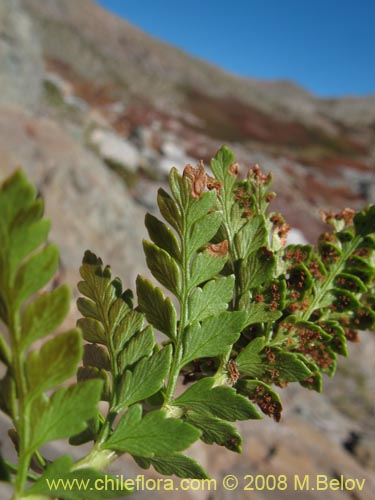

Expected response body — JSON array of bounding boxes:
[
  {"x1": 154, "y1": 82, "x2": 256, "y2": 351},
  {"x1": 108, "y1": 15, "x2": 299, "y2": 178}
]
[{"x1": 97, "y1": 0, "x2": 375, "y2": 97}]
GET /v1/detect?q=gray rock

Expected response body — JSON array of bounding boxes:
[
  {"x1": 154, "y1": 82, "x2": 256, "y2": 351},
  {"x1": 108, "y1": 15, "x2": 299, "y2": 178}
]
[
  {"x1": 133, "y1": 178, "x2": 160, "y2": 210},
  {"x1": 156, "y1": 156, "x2": 183, "y2": 176},
  {"x1": 156, "y1": 153, "x2": 196, "y2": 177},
  {"x1": 64, "y1": 94, "x2": 88, "y2": 113},
  {"x1": 160, "y1": 140, "x2": 186, "y2": 160},
  {"x1": 287, "y1": 228, "x2": 308, "y2": 245},
  {"x1": 0, "y1": 0, "x2": 44, "y2": 109},
  {"x1": 140, "y1": 143, "x2": 196, "y2": 179},
  {"x1": 0, "y1": 105, "x2": 148, "y2": 290},
  {"x1": 44, "y1": 70, "x2": 73, "y2": 96},
  {"x1": 138, "y1": 147, "x2": 163, "y2": 180},
  {"x1": 159, "y1": 139, "x2": 196, "y2": 169},
  {"x1": 132, "y1": 126, "x2": 157, "y2": 150},
  {"x1": 89, "y1": 128, "x2": 141, "y2": 173}
]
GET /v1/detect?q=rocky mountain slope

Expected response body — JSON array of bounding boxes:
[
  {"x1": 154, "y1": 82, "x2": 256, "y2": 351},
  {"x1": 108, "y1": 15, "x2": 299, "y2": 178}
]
[
  {"x1": 0, "y1": 1, "x2": 374, "y2": 499},
  {"x1": 18, "y1": 0, "x2": 375, "y2": 237}
]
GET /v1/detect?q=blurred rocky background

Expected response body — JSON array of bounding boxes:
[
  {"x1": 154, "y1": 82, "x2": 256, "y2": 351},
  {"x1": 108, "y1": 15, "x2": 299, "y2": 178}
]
[{"x1": 0, "y1": 0, "x2": 374, "y2": 498}]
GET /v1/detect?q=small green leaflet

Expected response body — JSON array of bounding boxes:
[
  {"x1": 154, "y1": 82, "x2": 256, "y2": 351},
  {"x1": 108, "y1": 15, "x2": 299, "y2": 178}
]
[
  {"x1": 28, "y1": 380, "x2": 102, "y2": 452},
  {"x1": 236, "y1": 379, "x2": 282, "y2": 403},
  {"x1": 77, "y1": 366, "x2": 111, "y2": 401},
  {"x1": 136, "y1": 275, "x2": 177, "y2": 339},
  {"x1": 287, "y1": 264, "x2": 313, "y2": 295},
  {"x1": 134, "y1": 453, "x2": 208, "y2": 479},
  {"x1": 173, "y1": 377, "x2": 261, "y2": 421},
  {"x1": 331, "y1": 288, "x2": 361, "y2": 312},
  {"x1": 210, "y1": 145, "x2": 235, "y2": 183},
  {"x1": 345, "y1": 255, "x2": 375, "y2": 285},
  {"x1": 283, "y1": 244, "x2": 313, "y2": 266},
  {"x1": 77, "y1": 251, "x2": 138, "y2": 351},
  {"x1": 186, "y1": 190, "x2": 217, "y2": 227},
  {"x1": 26, "y1": 329, "x2": 82, "y2": 398},
  {"x1": 185, "y1": 412, "x2": 243, "y2": 452},
  {"x1": 236, "y1": 338, "x2": 312, "y2": 382},
  {"x1": 108, "y1": 290, "x2": 133, "y2": 331},
  {"x1": 319, "y1": 242, "x2": 342, "y2": 265},
  {"x1": 0, "y1": 172, "x2": 50, "y2": 285},
  {"x1": 266, "y1": 346, "x2": 315, "y2": 383},
  {"x1": 169, "y1": 167, "x2": 191, "y2": 209},
  {"x1": 145, "y1": 213, "x2": 180, "y2": 261},
  {"x1": 350, "y1": 306, "x2": 375, "y2": 330},
  {"x1": 118, "y1": 326, "x2": 155, "y2": 371},
  {"x1": 234, "y1": 215, "x2": 267, "y2": 259},
  {"x1": 244, "y1": 302, "x2": 282, "y2": 324},
  {"x1": 188, "y1": 212, "x2": 222, "y2": 256},
  {"x1": 236, "y1": 337, "x2": 265, "y2": 376},
  {"x1": 354, "y1": 205, "x2": 375, "y2": 236},
  {"x1": 78, "y1": 251, "x2": 115, "y2": 304},
  {"x1": 0, "y1": 170, "x2": 36, "y2": 226},
  {"x1": 76, "y1": 296, "x2": 100, "y2": 321},
  {"x1": 115, "y1": 345, "x2": 172, "y2": 411},
  {"x1": 298, "y1": 356, "x2": 323, "y2": 392},
  {"x1": 272, "y1": 319, "x2": 330, "y2": 347},
  {"x1": 181, "y1": 311, "x2": 246, "y2": 365},
  {"x1": 78, "y1": 270, "x2": 145, "y2": 348},
  {"x1": 77, "y1": 317, "x2": 106, "y2": 345},
  {"x1": 157, "y1": 188, "x2": 182, "y2": 235},
  {"x1": 188, "y1": 276, "x2": 235, "y2": 322},
  {"x1": 236, "y1": 379, "x2": 282, "y2": 421},
  {"x1": 360, "y1": 234, "x2": 375, "y2": 249},
  {"x1": 143, "y1": 240, "x2": 181, "y2": 295},
  {"x1": 24, "y1": 456, "x2": 132, "y2": 499},
  {"x1": 9, "y1": 216, "x2": 50, "y2": 282},
  {"x1": 190, "y1": 251, "x2": 227, "y2": 289},
  {"x1": 13, "y1": 244, "x2": 59, "y2": 308},
  {"x1": 21, "y1": 285, "x2": 71, "y2": 349},
  {"x1": 104, "y1": 405, "x2": 201, "y2": 456},
  {"x1": 334, "y1": 272, "x2": 367, "y2": 293},
  {"x1": 113, "y1": 310, "x2": 144, "y2": 352},
  {"x1": 230, "y1": 200, "x2": 247, "y2": 234},
  {"x1": 239, "y1": 248, "x2": 276, "y2": 292},
  {"x1": 83, "y1": 344, "x2": 111, "y2": 370},
  {"x1": 322, "y1": 321, "x2": 348, "y2": 357}
]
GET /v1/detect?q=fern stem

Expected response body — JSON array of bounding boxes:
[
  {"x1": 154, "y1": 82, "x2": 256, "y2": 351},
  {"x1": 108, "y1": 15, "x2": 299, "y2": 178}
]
[
  {"x1": 214, "y1": 191, "x2": 238, "y2": 383},
  {"x1": 8, "y1": 307, "x2": 31, "y2": 497},
  {"x1": 0, "y1": 334, "x2": 11, "y2": 366},
  {"x1": 93, "y1": 302, "x2": 120, "y2": 449},
  {"x1": 301, "y1": 236, "x2": 361, "y2": 321},
  {"x1": 73, "y1": 447, "x2": 118, "y2": 471},
  {"x1": 164, "y1": 211, "x2": 190, "y2": 404},
  {"x1": 222, "y1": 188, "x2": 240, "y2": 265}
]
